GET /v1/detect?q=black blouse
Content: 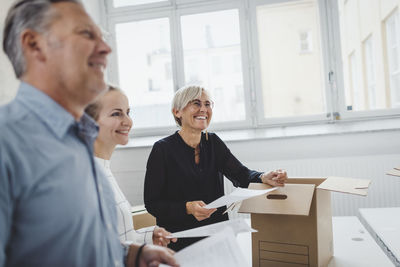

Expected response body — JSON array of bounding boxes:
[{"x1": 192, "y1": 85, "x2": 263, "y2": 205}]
[{"x1": 144, "y1": 131, "x2": 262, "y2": 251}]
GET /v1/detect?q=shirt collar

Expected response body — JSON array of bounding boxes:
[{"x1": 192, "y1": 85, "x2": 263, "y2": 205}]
[
  {"x1": 16, "y1": 82, "x2": 98, "y2": 140},
  {"x1": 94, "y1": 157, "x2": 111, "y2": 170},
  {"x1": 75, "y1": 113, "x2": 99, "y2": 146}
]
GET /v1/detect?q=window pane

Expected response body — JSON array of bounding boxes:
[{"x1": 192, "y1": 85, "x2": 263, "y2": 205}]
[
  {"x1": 115, "y1": 18, "x2": 175, "y2": 128},
  {"x1": 180, "y1": 9, "x2": 246, "y2": 123},
  {"x1": 338, "y1": 0, "x2": 400, "y2": 110},
  {"x1": 113, "y1": 0, "x2": 167, "y2": 8},
  {"x1": 363, "y1": 36, "x2": 377, "y2": 109},
  {"x1": 349, "y1": 52, "x2": 364, "y2": 110},
  {"x1": 256, "y1": 0, "x2": 326, "y2": 118},
  {"x1": 386, "y1": 11, "x2": 400, "y2": 108},
  {"x1": 393, "y1": 73, "x2": 400, "y2": 104}
]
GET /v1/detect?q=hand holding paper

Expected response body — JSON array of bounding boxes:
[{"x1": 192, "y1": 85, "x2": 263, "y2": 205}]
[
  {"x1": 204, "y1": 187, "x2": 278, "y2": 209},
  {"x1": 186, "y1": 200, "x2": 217, "y2": 221}
]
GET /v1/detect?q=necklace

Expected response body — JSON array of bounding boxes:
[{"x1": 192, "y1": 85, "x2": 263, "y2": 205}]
[{"x1": 194, "y1": 145, "x2": 200, "y2": 155}]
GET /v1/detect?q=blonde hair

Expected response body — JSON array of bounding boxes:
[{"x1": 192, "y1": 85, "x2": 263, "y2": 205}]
[
  {"x1": 85, "y1": 85, "x2": 120, "y2": 121},
  {"x1": 172, "y1": 85, "x2": 210, "y2": 126}
]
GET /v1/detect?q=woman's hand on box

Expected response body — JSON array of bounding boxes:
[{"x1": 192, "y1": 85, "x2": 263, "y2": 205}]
[
  {"x1": 261, "y1": 169, "x2": 287, "y2": 187},
  {"x1": 186, "y1": 200, "x2": 217, "y2": 221}
]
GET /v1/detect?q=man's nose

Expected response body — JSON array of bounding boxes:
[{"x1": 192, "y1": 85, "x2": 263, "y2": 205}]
[{"x1": 98, "y1": 38, "x2": 112, "y2": 55}]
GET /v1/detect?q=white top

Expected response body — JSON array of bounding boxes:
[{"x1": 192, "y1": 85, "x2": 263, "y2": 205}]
[{"x1": 95, "y1": 157, "x2": 153, "y2": 244}]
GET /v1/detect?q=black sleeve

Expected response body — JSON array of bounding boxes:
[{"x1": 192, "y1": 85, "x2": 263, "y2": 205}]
[
  {"x1": 143, "y1": 142, "x2": 189, "y2": 224},
  {"x1": 214, "y1": 134, "x2": 263, "y2": 188}
]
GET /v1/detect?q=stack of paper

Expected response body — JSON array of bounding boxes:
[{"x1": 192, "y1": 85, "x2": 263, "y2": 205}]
[
  {"x1": 160, "y1": 227, "x2": 249, "y2": 267},
  {"x1": 386, "y1": 166, "x2": 400, "y2": 177}
]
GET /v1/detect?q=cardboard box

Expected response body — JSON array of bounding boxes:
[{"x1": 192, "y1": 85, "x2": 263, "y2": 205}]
[
  {"x1": 239, "y1": 177, "x2": 370, "y2": 267},
  {"x1": 131, "y1": 205, "x2": 156, "y2": 230}
]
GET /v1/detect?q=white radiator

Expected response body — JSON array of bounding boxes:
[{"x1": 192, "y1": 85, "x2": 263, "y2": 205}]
[{"x1": 113, "y1": 153, "x2": 400, "y2": 216}]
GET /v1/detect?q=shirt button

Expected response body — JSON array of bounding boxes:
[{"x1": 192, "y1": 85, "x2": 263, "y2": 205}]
[
  {"x1": 114, "y1": 260, "x2": 120, "y2": 267},
  {"x1": 107, "y1": 222, "x2": 112, "y2": 230},
  {"x1": 99, "y1": 185, "x2": 103, "y2": 193}
]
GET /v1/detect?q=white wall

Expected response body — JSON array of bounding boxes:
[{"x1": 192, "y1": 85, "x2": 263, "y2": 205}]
[
  {"x1": 110, "y1": 129, "x2": 400, "y2": 216},
  {"x1": 0, "y1": 0, "x2": 18, "y2": 105},
  {"x1": 0, "y1": 0, "x2": 104, "y2": 106}
]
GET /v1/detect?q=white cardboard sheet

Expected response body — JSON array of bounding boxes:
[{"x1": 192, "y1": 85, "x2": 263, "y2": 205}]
[{"x1": 204, "y1": 187, "x2": 277, "y2": 209}]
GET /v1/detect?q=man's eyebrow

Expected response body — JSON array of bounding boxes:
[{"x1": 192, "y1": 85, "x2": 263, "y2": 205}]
[
  {"x1": 75, "y1": 24, "x2": 108, "y2": 38},
  {"x1": 75, "y1": 23, "x2": 94, "y2": 30}
]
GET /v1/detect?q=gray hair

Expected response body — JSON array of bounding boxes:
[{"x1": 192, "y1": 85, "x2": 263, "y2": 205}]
[
  {"x1": 172, "y1": 85, "x2": 210, "y2": 126},
  {"x1": 3, "y1": 0, "x2": 82, "y2": 78}
]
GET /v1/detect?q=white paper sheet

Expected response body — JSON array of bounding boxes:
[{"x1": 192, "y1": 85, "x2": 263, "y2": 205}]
[
  {"x1": 167, "y1": 218, "x2": 256, "y2": 238},
  {"x1": 160, "y1": 227, "x2": 249, "y2": 267},
  {"x1": 204, "y1": 187, "x2": 278, "y2": 209}
]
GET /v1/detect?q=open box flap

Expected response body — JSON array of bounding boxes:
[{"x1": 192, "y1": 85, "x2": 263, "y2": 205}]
[
  {"x1": 386, "y1": 168, "x2": 400, "y2": 177},
  {"x1": 317, "y1": 176, "x2": 370, "y2": 196},
  {"x1": 238, "y1": 183, "x2": 315, "y2": 216}
]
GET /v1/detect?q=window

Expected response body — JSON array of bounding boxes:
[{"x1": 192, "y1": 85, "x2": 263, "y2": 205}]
[
  {"x1": 348, "y1": 52, "x2": 364, "y2": 111},
  {"x1": 299, "y1": 30, "x2": 313, "y2": 53},
  {"x1": 363, "y1": 36, "x2": 377, "y2": 109},
  {"x1": 256, "y1": 0, "x2": 326, "y2": 119},
  {"x1": 113, "y1": 0, "x2": 168, "y2": 8},
  {"x1": 385, "y1": 11, "x2": 400, "y2": 108},
  {"x1": 180, "y1": 9, "x2": 245, "y2": 123},
  {"x1": 338, "y1": 0, "x2": 400, "y2": 113},
  {"x1": 115, "y1": 18, "x2": 175, "y2": 128},
  {"x1": 106, "y1": 0, "x2": 400, "y2": 136}
]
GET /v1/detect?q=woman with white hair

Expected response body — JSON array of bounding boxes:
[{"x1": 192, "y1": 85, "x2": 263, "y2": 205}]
[{"x1": 144, "y1": 85, "x2": 287, "y2": 251}]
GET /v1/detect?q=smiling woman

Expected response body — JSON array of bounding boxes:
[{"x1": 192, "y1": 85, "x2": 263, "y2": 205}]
[
  {"x1": 85, "y1": 85, "x2": 177, "y2": 246},
  {"x1": 144, "y1": 85, "x2": 288, "y2": 251}
]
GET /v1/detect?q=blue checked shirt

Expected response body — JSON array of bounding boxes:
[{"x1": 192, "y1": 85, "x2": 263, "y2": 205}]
[{"x1": 0, "y1": 82, "x2": 125, "y2": 267}]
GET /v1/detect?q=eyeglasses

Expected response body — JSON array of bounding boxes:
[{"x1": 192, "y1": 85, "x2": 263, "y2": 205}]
[{"x1": 188, "y1": 99, "x2": 214, "y2": 110}]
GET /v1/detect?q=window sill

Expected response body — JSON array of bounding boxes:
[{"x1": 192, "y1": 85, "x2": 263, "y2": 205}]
[{"x1": 116, "y1": 117, "x2": 400, "y2": 149}]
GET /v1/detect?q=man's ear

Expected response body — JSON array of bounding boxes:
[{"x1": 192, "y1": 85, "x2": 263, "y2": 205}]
[{"x1": 20, "y1": 29, "x2": 46, "y2": 62}]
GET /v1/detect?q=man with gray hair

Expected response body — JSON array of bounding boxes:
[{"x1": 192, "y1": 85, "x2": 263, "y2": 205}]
[{"x1": 0, "y1": 1, "x2": 178, "y2": 266}]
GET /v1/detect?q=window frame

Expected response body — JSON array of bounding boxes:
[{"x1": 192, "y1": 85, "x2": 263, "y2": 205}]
[
  {"x1": 106, "y1": 0, "x2": 171, "y2": 14},
  {"x1": 362, "y1": 35, "x2": 377, "y2": 109},
  {"x1": 250, "y1": 0, "x2": 336, "y2": 126},
  {"x1": 106, "y1": 0, "x2": 254, "y2": 136},
  {"x1": 104, "y1": 0, "x2": 400, "y2": 138},
  {"x1": 385, "y1": 9, "x2": 400, "y2": 109},
  {"x1": 335, "y1": 1, "x2": 400, "y2": 120}
]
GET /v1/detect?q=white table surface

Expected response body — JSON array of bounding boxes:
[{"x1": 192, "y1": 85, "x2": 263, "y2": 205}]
[
  {"x1": 236, "y1": 216, "x2": 394, "y2": 267},
  {"x1": 359, "y1": 207, "x2": 400, "y2": 266}
]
